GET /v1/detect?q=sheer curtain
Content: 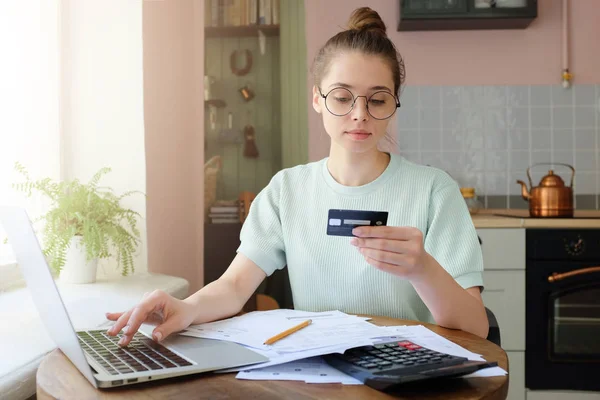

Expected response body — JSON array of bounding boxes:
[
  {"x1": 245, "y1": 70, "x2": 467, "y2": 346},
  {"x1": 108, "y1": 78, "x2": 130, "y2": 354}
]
[{"x1": 0, "y1": 0, "x2": 60, "y2": 268}]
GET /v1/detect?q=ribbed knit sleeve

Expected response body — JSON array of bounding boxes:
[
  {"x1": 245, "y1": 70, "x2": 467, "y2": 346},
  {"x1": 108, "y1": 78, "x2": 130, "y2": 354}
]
[
  {"x1": 424, "y1": 178, "x2": 484, "y2": 290},
  {"x1": 237, "y1": 172, "x2": 287, "y2": 276}
]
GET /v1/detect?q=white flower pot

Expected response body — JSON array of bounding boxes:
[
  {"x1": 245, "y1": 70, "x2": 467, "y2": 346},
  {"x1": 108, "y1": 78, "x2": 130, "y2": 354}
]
[{"x1": 59, "y1": 236, "x2": 98, "y2": 284}]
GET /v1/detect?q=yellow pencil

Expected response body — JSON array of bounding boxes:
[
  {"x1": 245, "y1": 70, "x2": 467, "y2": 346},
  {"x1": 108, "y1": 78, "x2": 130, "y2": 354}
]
[{"x1": 263, "y1": 319, "x2": 312, "y2": 345}]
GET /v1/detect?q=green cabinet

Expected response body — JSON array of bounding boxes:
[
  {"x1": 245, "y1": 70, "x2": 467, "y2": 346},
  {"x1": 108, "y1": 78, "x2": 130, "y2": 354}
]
[{"x1": 398, "y1": 0, "x2": 537, "y2": 31}]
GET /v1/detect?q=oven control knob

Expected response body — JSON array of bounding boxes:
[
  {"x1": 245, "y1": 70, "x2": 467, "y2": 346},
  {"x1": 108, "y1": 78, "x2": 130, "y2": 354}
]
[{"x1": 564, "y1": 235, "x2": 585, "y2": 256}]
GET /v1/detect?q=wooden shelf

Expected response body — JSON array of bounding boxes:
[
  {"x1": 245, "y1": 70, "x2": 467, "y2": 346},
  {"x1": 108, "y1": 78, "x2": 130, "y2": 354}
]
[
  {"x1": 205, "y1": 24, "x2": 280, "y2": 38},
  {"x1": 205, "y1": 99, "x2": 227, "y2": 108}
]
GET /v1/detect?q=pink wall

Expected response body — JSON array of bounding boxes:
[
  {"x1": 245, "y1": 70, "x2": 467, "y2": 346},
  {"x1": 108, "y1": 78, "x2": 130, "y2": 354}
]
[
  {"x1": 305, "y1": 0, "x2": 600, "y2": 161},
  {"x1": 143, "y1": 0, "x2": 205, "y2": 292}
]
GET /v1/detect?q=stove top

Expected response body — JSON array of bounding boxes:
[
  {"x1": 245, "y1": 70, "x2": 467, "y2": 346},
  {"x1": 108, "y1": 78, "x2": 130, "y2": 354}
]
[{"x1": 493, "y1": 211, "x2": 600, "y2": 219}]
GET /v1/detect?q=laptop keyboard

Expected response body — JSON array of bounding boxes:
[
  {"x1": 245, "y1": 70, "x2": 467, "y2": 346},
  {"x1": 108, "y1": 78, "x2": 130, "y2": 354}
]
[{"x1": 77, "y1": 330, "x2": 193, "y2": 375}]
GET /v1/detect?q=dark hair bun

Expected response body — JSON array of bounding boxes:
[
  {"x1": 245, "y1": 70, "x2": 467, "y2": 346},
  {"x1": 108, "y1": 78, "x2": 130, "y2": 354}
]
[{"x1": 347, "y1": 7, "x2": 386, "y2": 35}]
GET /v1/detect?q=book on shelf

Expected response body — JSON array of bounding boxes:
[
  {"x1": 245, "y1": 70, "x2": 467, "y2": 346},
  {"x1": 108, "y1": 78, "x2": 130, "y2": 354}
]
[
  {"x1": 258, "y1": 0, "x2": 271, "y2": 25},
  {"x1": 271, "y1": 0, "x2": 279, "y2": 25},
  {"x1": 211, "y1": 217, "x2": 241, "y2": 224},
  {"x1": 205, "y1": 0, "x2": 278, "y2": 27},
  {"x1": 209, "y1": 200, "x2": 239, "y2": 223},
  {"x1": 209, "y1": 211, "x2": 238, "y2": 218},
  {"x1": 210, "y1": 206, "x2": 239, "y2": 213},
  {"x1": 249, "y1": 0, "x2": 258, "y2": 24},
  {"x1": 213, "y1": 199, "x2": 238, "y2": 206}
]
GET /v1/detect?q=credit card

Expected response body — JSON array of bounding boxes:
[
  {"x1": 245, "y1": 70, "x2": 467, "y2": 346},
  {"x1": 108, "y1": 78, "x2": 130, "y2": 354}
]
[{"x1": 327, "y1": 209, "x2": 389, "y2": 237}]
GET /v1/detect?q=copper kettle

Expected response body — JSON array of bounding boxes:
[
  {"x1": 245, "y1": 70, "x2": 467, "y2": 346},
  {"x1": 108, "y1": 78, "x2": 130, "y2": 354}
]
[{"x1": 516, "y1": 163, "x2": 575, "y2": 218}]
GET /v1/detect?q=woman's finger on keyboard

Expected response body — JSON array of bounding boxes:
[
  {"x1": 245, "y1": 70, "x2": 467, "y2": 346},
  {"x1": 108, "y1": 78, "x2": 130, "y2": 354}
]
[
  {"x1": 106, "y1": 309, "x2": 132, "y2": 336},
  {"x1": 105, "y1": 311, "x2": 124, "y2": 321},
  {"x1": 119, "y1": 292, "x2": 167, "y2": 346}
]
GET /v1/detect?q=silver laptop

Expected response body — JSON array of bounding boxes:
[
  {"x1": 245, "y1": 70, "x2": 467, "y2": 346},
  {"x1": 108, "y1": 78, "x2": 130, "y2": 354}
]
[{"x1": 0, "y1": 207, "x2": 268, "y2": 388}]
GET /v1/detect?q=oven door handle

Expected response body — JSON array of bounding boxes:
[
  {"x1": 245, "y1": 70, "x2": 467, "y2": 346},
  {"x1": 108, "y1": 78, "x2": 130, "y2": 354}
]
[{"x1": 548, "y1": 266, "x2": 600, "y2": 282}]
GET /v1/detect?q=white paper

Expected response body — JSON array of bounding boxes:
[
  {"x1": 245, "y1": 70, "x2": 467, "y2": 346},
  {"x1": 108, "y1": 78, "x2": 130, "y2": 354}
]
[
  {"x1": 463, "y1": 366, "x2": 507, "y2": 378},
  {"x1": 183, "y1": 310, "x2": 302, "y2": 349},
  {"x1": 377, "y1": 325, "x2": 485, "y2": 361},
  {"x1": 216, "y1": 338, "x2": 374, "y2": 373},
  {"x1": 188, "y1": 312, "x2": 506, "y2": 379},
  {"x1": 267, "y1": 315, "x2": 386, "y2": 354},
  {"x1": 236, "y1": 356, "x2": 362, "y2": 385},
  {"x1": 233, "y1": 327, "x2": 506, "y2": 382},
  {"x1": 183, "y1": 309, "x2": 383, "y2": 353}
]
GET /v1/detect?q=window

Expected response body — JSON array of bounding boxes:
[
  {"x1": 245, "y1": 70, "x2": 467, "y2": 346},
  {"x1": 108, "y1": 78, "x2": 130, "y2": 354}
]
[{"x1": 0, "y1": 1, "x2": 60, "y2": 291}]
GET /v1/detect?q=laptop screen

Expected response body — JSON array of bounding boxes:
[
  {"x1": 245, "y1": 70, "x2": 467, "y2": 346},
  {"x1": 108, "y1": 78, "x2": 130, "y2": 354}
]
[{"x1": 0, "y1": 207, "x2": 97, "y2": 387}]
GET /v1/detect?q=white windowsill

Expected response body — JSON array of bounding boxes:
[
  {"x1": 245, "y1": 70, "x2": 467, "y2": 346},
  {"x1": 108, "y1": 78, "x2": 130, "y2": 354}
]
[{"x1": 0, "y1": 273, "x2": 189, "y2": 400}]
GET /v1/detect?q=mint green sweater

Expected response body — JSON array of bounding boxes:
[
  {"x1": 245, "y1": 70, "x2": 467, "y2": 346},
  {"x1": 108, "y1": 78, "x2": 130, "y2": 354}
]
[{"x1": 237, "y1": 153, "x2": 484, "y2": 323}]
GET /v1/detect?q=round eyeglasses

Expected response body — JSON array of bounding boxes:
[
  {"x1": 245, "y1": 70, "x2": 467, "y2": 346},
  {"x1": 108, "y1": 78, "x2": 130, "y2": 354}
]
[{"x1": 319, "y1": 87, "x2": 400, "y2": 120}]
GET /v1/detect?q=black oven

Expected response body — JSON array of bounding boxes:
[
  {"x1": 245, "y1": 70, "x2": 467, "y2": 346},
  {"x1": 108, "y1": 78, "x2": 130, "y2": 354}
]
[{"x1": 526, "y1": 228, "x2": 600, "y2": 391}]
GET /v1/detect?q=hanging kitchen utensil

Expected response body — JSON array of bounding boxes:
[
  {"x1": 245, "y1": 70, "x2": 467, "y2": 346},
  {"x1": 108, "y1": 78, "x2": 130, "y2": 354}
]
[
  {"x1": 204, "y1": 99, "x2": 226, "y2": 132},
  {"x1": 230, "y1": 49, "x2": 253, "y2": 76},
  {"x1": 516, "y1": 163, "x2": 575, "y2": 218},
  {"x1": 204, "y1": 75, "x2": 215, "y2": 100},
  {"x1": 239, "y1": 84, "x2": 255, "y2": 102},
  {"x1": 258, "y1": 29, "x2": 266, "y2": 56},
  {"x1": 243, "y1": 125, "x2": 259, "y2": 158},
  {"x1": 218, "y1": 112, "x2": 242, "y2": 144}
]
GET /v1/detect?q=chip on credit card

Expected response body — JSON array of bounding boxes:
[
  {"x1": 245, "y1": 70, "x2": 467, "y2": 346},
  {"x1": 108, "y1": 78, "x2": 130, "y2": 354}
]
[{"x1": 327, "y1": 209, "x2": 389, "y2": 237}]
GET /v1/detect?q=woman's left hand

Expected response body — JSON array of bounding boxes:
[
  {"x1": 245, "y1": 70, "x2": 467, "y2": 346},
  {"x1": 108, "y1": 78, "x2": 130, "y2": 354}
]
[{"x1": 350, "y1": 226, "x2": 431, "y2": 280}]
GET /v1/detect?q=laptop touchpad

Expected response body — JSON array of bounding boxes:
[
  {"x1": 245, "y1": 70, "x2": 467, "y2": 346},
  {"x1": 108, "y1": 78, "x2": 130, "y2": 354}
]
[
  {"x1": 138, "y1": 326, "x2": 268, "y2": 368},
  {"x1": 163, "y1": 334, "x2": 225, "y2": 350}
]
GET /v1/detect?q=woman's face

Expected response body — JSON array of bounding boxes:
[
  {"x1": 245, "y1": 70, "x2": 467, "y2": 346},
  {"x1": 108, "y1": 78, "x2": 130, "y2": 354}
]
[{"x1": 312, "y1": 51, "x2": 396, "y2": 154}]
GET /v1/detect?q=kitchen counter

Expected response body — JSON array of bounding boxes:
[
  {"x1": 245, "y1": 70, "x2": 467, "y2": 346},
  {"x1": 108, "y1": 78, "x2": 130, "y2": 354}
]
[{"x1": 471, "y1": 209, "x2": 600, "y2": 229}]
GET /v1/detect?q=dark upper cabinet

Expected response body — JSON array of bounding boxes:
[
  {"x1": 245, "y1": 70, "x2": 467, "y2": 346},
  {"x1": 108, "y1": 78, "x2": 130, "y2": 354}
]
[{"x1": 398, "y1": 0, "x2": 537, "y2": 31}]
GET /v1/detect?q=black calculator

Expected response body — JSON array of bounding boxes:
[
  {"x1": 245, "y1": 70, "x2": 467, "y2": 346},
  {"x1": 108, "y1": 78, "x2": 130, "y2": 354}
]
[{"x1": 323, "y1": 339, "x2": 497, "y2": 391}]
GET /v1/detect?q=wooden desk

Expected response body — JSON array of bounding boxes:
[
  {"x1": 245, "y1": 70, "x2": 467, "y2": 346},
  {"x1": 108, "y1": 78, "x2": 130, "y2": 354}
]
[{"x1": 37, "y1": 316, "x2": 508, "y2": 399}]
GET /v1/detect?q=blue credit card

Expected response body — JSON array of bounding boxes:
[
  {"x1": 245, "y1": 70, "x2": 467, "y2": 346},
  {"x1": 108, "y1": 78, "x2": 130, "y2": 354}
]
[{"x1": 327, "y1": 209, "x2": 389, "y2": 237}]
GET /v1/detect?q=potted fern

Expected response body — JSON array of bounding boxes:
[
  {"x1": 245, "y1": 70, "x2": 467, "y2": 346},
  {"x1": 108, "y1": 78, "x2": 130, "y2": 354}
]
[{"x1": 12, "y1": 163, "x2": 143, "y2": 283}]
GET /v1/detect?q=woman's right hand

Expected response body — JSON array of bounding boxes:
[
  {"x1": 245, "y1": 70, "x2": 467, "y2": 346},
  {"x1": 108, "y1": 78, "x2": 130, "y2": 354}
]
[{"x1": 105, "y1": 290, "x2": 196, "y2": 347}]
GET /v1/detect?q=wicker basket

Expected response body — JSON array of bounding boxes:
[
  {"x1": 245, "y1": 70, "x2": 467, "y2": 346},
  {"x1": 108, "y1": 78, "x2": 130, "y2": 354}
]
[{"x1": 204, "y1": 155, "x2": 222, "y2": 218}]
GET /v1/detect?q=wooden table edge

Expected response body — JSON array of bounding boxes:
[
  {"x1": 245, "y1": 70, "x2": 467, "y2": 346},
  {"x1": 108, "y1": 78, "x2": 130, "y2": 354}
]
[{"x1": 36, "y1": 316, "x2": 509, "y2": 400}]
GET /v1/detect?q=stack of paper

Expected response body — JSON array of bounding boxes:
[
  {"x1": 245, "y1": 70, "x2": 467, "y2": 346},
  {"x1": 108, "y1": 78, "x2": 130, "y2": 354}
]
[
  {"x1": 180, "y1": 310, "x2": 507, "y2": 384},
  {"x1": 236, "y1": 356, "x2": 362, "y2": 385},
  {"x1": 182, "y1": 310, "x2": 384, "y2": 372}
]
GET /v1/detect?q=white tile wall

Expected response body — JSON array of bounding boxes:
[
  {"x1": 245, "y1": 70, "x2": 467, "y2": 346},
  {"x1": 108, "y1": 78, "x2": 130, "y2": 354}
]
[{"x1": 397, "y1": 85, "x2": 600, "y2": 206}]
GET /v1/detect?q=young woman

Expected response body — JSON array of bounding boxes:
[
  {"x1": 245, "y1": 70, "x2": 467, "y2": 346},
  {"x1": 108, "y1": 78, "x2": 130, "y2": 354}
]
[{"x1": 107, "y1": 7, "x2": 488, "y2": 346}]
